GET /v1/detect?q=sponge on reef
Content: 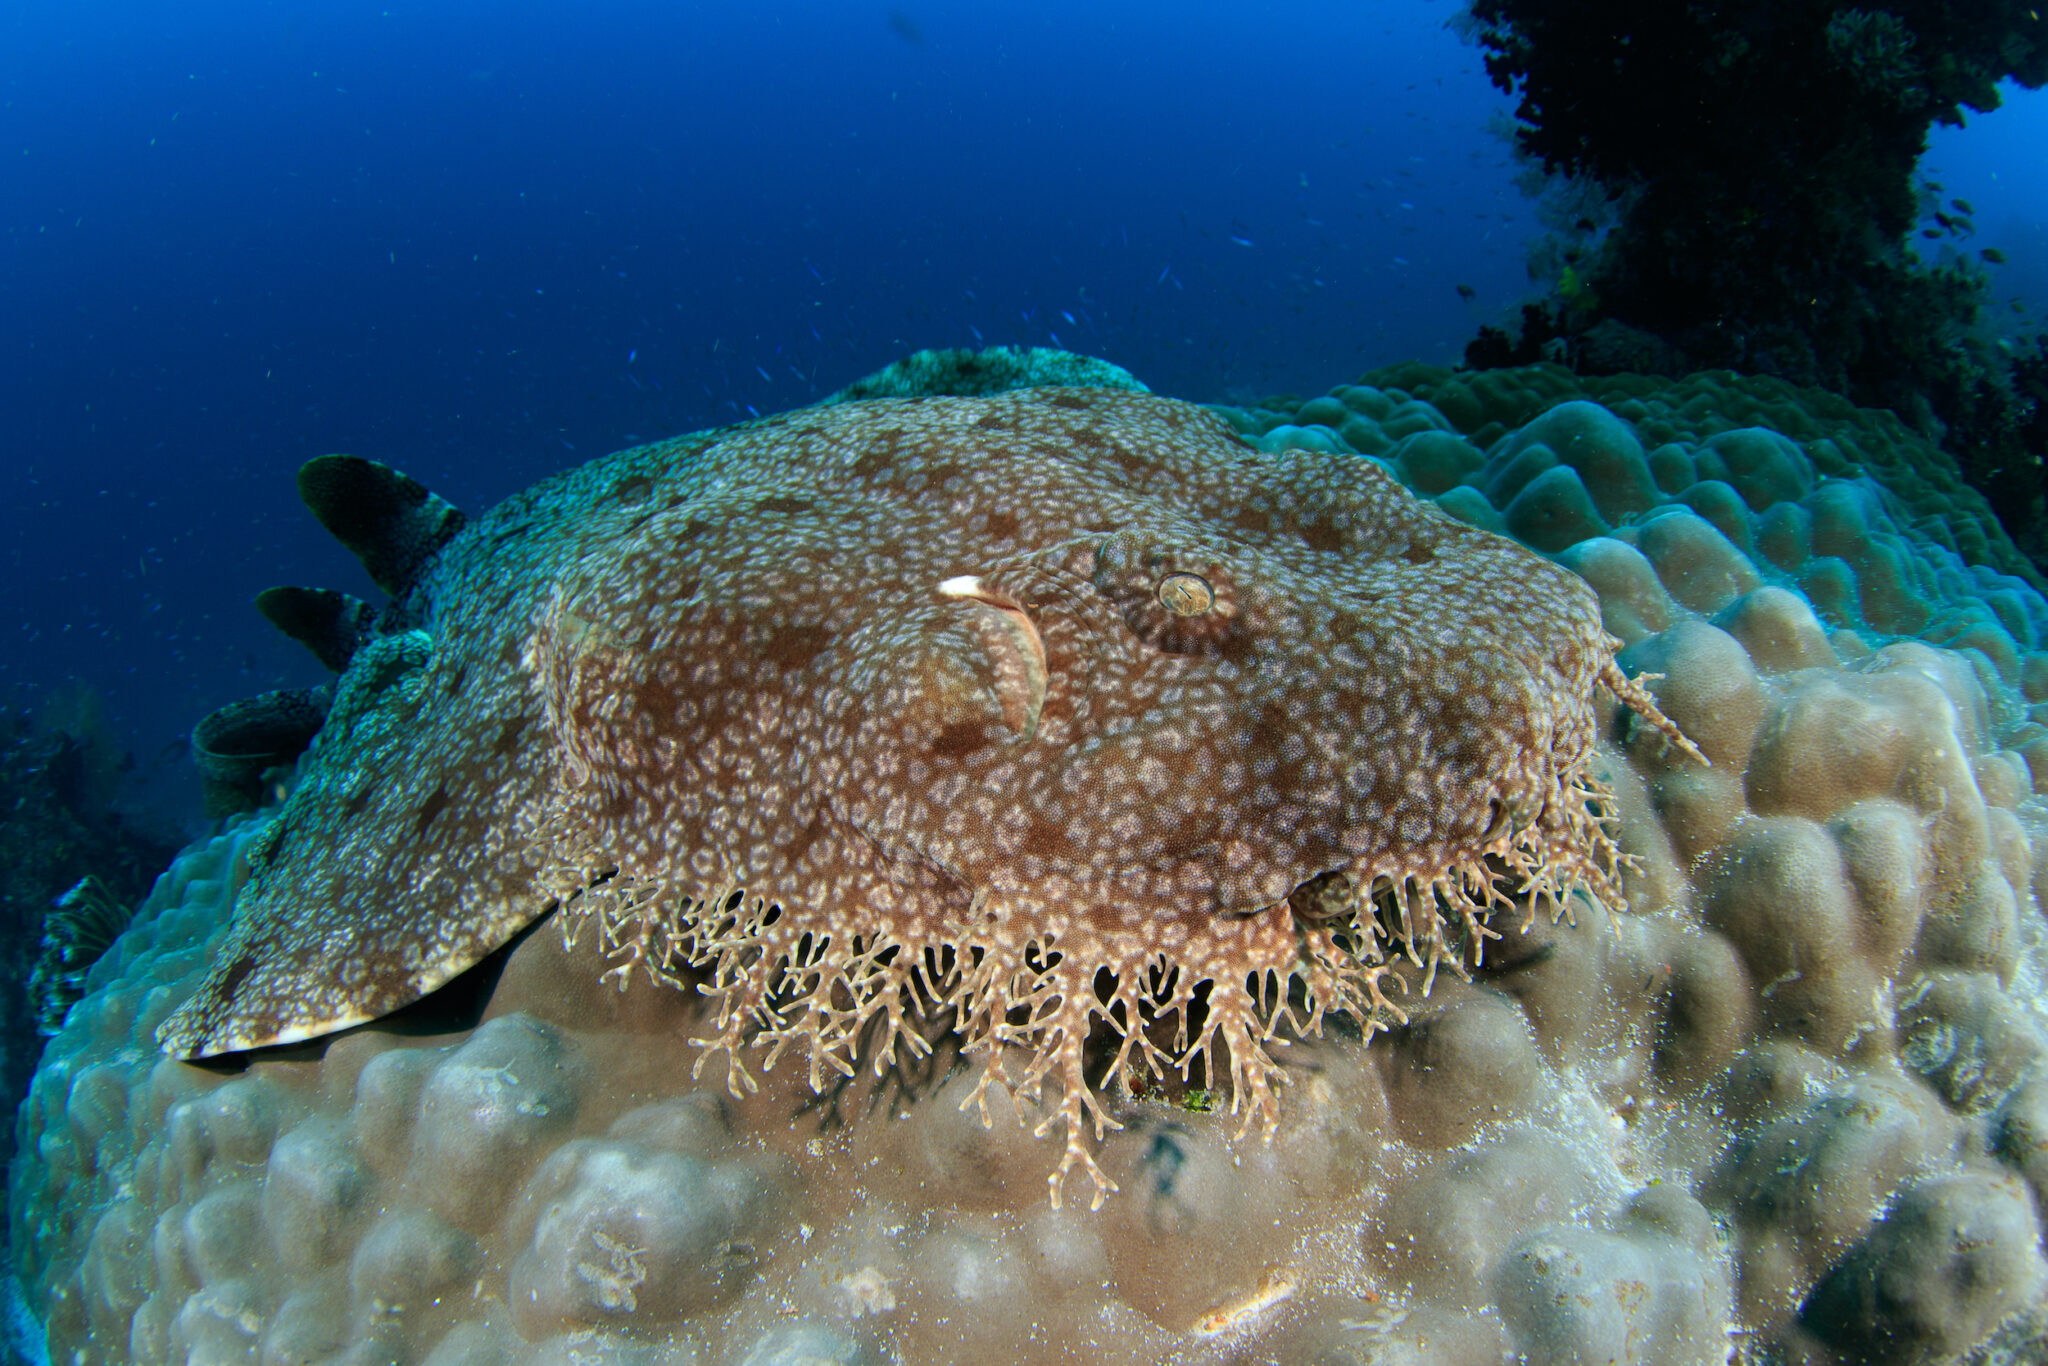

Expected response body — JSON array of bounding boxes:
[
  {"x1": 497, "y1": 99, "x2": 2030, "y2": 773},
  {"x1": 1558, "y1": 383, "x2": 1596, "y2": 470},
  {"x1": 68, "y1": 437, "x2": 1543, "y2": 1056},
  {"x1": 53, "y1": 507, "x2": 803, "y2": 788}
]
[{"x1": 14, "y1": 362, "x2": 2048, "y2": 1365}]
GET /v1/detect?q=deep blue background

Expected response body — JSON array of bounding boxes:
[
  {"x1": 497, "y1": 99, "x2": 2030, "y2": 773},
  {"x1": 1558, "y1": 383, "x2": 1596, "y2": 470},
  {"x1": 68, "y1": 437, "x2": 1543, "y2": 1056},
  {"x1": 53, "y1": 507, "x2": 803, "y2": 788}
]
[{"x1": 3, "y1": 1, "x2": 2044, "y2": 833}]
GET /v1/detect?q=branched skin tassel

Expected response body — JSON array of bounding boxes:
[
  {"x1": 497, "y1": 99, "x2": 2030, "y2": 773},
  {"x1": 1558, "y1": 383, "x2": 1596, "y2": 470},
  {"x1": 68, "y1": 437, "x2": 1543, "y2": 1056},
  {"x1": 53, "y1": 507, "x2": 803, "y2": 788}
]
[
  {"x1": 556, "y1": 646, "x2": 1694, "y2": 1209},
  {"x1": 160, "y1": 387, "x2": 1700, "y2": 1208}
]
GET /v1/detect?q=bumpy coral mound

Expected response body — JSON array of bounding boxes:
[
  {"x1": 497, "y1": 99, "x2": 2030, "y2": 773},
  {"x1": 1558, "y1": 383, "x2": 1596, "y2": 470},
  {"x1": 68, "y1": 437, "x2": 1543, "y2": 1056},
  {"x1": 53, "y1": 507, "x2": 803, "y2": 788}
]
[
  {"x1": 15, "y1": 363, "x2": 2048, "y2": 1364},
  {"x1": 826, "y1": 345, "x2": 1147, "y2": 400},
  {"x1": 1329, "y1": 360, "x2": 2045, "y2": 588}
]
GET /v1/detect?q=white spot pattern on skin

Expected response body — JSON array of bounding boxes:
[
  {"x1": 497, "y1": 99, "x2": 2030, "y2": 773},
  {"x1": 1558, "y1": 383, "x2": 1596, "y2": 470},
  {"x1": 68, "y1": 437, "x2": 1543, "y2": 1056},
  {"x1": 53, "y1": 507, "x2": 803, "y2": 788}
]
[{"x1": 157, "y1": 387, "x2": 1700, "y2": 1207}]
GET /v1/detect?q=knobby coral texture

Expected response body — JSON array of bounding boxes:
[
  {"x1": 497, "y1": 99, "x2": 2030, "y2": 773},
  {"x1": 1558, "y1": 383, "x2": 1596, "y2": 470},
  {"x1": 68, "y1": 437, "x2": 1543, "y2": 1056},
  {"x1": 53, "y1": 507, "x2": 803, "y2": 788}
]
[
  {"x1": 156, "y1": 385, "x2": 1688, "y2": 1208},
  {"x1": 16, "y1": 358, "x2": 2048, "y2": 1364},
  {"x1": 1456, "y1": 0, "x2": 2048, "y2": 550}
]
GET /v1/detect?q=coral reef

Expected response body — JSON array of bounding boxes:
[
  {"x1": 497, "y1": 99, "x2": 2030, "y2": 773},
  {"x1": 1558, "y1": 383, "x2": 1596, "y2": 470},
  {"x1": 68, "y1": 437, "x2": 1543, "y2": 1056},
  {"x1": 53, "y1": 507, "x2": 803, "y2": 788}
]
[
  {"x1": 15, "y1": 361, "x2": 2048, "y2": 1363},
  {"x1": 26, "y1": 877, "x2": 132, "y2": 1037},
  {"x1": 825, "y1": 345, "x2": 1146, "y2": 401},
  {"x1": 1457, "y1": 0, "x2": 2048, "y2": 557},
  {"x1": 0, "y1": 694, "x2": 174, "y2": 1175}
]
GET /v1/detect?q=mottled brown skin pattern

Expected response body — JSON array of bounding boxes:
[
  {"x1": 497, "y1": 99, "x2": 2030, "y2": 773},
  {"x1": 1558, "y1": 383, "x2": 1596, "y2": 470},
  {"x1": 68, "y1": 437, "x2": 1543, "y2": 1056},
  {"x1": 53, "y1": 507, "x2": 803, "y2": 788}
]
[{"x1": 160, "y1": 387, "x2": 1696, "y2": 1205}]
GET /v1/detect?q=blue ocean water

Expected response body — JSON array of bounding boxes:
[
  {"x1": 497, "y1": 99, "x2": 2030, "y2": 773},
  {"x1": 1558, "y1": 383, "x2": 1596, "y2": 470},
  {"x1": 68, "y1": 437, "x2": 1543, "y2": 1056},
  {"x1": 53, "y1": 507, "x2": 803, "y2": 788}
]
[{"x1": 2, "y1": 0, "x2": 2044, "y2": 831}]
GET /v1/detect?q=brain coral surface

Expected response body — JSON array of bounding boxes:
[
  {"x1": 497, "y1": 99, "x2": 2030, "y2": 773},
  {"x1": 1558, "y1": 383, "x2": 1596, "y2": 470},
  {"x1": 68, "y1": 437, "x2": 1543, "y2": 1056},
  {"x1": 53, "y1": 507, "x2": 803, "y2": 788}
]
[{"x1": 13, "y1": 362, "x2": 2048, "y2": 1365}]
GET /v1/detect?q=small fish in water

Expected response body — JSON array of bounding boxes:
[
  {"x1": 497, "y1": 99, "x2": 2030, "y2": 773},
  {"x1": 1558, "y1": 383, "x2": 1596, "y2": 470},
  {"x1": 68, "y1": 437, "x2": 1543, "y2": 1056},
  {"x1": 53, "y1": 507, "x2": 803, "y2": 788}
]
[
  {"x1": 1194, "y1": 1265, "x2": 1299, "y2": 1337},
  {"x1": 886, "y1": 9, "x2": 922, "y2": 44},
  {"x1": 1953, "y1": 197, "x2": 1975, "y2": 215},
  {"x1": 1983, "y1": 247, "x2": 2007, "y2": 264},
  {"x1": 755, "y1": 365, "x2": 774, "y2": 383},
  {"x1": 1456, "y1": 283, "x2": 1477, "y2": 302},
  {"x1": 1229, "y1": 235, "x2": 1255, "y2": 247},
  {"x1": 627, "y1": 349, "x2": 637, "y2": 363}
]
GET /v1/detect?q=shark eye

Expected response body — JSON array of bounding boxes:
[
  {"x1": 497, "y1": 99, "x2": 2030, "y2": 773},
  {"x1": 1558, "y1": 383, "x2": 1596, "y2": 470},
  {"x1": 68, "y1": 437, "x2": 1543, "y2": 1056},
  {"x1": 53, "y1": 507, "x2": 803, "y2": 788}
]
[
  {"x1": 1092, "y1": 533, "x2": 1240, "y2": 657},
  {"x1": 1156, "y1": 572, "x2": 1215, "y2": 616}
]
